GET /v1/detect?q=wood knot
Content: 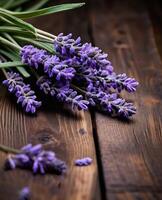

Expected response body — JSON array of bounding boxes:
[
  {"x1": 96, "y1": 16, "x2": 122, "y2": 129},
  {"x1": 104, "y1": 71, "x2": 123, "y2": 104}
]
[
  {"x1": 116, "y1": 40, "x2": 123, "y2": 45},
  {"x1": 79, "y1": 128, "x2": 87, "y2": 135},
  {"x1": 29, "y1": 129, "x2": 60, "y2": 146},
  {"x1": 118, "y1": 30, "x2": 125, "y2": 35},
  {"x1": 114, "y1": 41, "x2": 129, "y2": 49}
]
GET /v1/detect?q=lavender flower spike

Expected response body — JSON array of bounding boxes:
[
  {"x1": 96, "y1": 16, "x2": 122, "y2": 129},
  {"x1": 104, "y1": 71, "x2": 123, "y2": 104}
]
[
  {"x1": 86, "y1": 91, "x2": 136, "y2": 118},
  {"x1": 75, "y1": 157, "x2": 93, "y2": 166},
  {"x1": 5, "y1": 144, "x2": 67, "y2": 175},
  {"x1": 20, "y1": 45, "x2": 76, "y2": 81},
  {"x1": 3, "y1": 72, "x2": 41, "y2": 113},
  {"x1": 106, "y1": 73, "x2": 139, "y2": 93},
  {"x1": 37, "y1": 76, "x2": 89, "y2": 110},
  {"x1": 54, "y1": 33, "x2": 114, "y2": 74}
]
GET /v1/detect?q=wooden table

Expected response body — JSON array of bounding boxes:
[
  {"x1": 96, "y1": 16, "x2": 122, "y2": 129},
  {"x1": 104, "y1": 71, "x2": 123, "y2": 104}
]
[{"x1": 0, "y1": 0, "x2": 162, "y2": 199}]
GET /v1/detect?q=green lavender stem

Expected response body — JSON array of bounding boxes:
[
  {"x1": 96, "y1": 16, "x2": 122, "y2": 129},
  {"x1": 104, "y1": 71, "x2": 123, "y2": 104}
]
[
  {"x1": 0, "y1": 144, "x2": 20, "y2": 154},
  {"x1": 36, "y1": 28, "x2": 56, "y2": 39},
  {"x1": 71, "y1": 84, "x2": 86, "y2": 95},
  {"x1": 0, "y1": 36, "x2": 20, "y2": 50}
]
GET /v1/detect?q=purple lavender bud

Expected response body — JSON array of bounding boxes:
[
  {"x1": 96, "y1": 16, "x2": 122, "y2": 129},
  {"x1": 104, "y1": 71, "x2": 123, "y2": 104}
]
[
  {"x1": 21, "y1": 144, "x2": 32, "y2": 152},
  {"x1": 54, "y1": 33, "x2": 82, "y2": 57},
  {"x1": 3, "y1": 72, "x2": 24, "y2": 93},
  {"x1": 39, "y1": 162, "x2": 45, "y2": 174},
  {"x1": 36, "y1": 76, "x2": 52, "y2": 95},
  {"x1": 33, "y1": 159, "x2": 39, "y2": 174},
  {"x1": 48, "y1": 158, "x2": 67, "y2": 174},
  {"x1": 114, "y1": 100, "x2": 136, "y2": 118},
  {"x1": 19, "y1": 187, "x2": 31, "y2": 200},
  {"x1": 65, "y1": 92, "x2": 89, "y2": 110},
  {"x1": 20, "y1": 45, "x2": 48, "y2": 69},
  {"x1": 44, "y1": 55, "x2": 76, "y2": 80},
  {"x1": 75, "y1": 157, "x2": 93, "y2": 166},
  {"x1": 5, "y1": 156, "x2": 16, "y2": 169},
  {"x1": 123, "y1": 77, "x2": 139, "y2": 92},
  {"x1": 3, "y1": 72, "x2": 41, "y2": 114},
  {"x1": 44, "y1": 55, "x2": 60, "y2": 75},
  {"x1": 15, "y1": 154, "x2": 29, "y2": 163},
  {"x1": 28, "y1": 144, "x2": 42, "y2": 156}
]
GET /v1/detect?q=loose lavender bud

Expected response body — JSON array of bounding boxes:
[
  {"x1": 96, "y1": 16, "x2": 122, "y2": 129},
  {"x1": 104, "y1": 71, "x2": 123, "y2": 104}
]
[
  {"x1": 75, "y1": 157, "x2": 93, "y2": 166},
  {"x1": 18, "y1": 187, "x2": 31, "y2": 200},
  {"x1": 3, "y1": 72, "x2": 41, "y2": 113},
  {"x1": 5, "y1": 144, "x2": 67, "y2": 175}
]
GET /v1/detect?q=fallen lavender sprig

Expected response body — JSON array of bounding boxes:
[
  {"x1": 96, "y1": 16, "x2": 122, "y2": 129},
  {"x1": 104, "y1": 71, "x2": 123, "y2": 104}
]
[
  {"x1": 75, "y1": 157, "x2": 93, "y2": 166},
  {"x1": 3, "y1": 72, "x2": 41, "y2": 113},
  {"x1": 5, "y1": 144, "x2": 67, "y2": 175},
  {"x1": 19, "y1": 187, "x2": 31, "y2": 200}
]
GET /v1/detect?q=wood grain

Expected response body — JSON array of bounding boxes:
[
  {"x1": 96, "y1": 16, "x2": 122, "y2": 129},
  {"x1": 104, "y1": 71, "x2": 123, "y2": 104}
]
[
  {"x1": 90, "y1": 0, "x2": 162, "y2": 199},
  {"x1": 0, "y1": 5, "x2": 99, "y2": 200}
]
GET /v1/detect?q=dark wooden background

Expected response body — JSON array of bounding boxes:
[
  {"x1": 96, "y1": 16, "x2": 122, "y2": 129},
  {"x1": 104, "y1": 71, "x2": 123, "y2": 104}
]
[{"x1": 0, "y1": 0, "x2": 162, "y2": 199}]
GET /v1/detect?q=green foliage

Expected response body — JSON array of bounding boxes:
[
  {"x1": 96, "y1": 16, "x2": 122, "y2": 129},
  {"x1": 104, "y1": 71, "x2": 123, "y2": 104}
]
[{"x1": 0, "y1": 1, "x2": 85, "y2": 77}]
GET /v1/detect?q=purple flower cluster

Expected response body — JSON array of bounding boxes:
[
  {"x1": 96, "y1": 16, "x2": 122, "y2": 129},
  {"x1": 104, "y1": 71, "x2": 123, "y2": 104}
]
[
  {"x1": 3, "y1": 72, "x2": 41, "y2": 113},
  {"x1": 19, "y1": 33, "x2": 139, "y2": 117},
  {"x1": 5, "y1": 144, "x2": 67, "y2": 175},
  {"x1": 20, "y1": 45, "x2": 76, "y2": 81},
  {"x1": 75, "y1": 157, "x2": 93, "y2": 166},
  {"x1": 54, "y1": 33, "x2": 113, "y2": 73}
]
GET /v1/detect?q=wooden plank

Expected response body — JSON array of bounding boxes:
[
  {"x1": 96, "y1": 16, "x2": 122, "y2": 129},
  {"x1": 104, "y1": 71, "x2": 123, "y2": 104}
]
[
  {"x1": 108, "y1": 192, "x2": 160, "y2": 200},
  {"x1": 90, "y1": 0, "x2": 162, "y2": 199},
  {"x1": 148, "y1": 0, "x2": 162, "y2": 59},
  {"x1": 0, "y1": 5, "x2": 99, "y2": 200}
]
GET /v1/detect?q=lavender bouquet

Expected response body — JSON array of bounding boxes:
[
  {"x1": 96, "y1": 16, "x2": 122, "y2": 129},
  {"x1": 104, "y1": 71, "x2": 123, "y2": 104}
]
[{"x1": 0, "y1": 1, "x2": 138, "y2": 118}]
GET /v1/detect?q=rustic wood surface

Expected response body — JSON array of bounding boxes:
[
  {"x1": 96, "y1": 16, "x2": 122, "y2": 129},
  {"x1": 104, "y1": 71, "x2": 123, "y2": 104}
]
[
  {"x1": 91, "y1": 0, "x2": 162, "y2": 199},
  {"x1": 0, "y1": 0, "x2": 162, "y2": 199}
]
